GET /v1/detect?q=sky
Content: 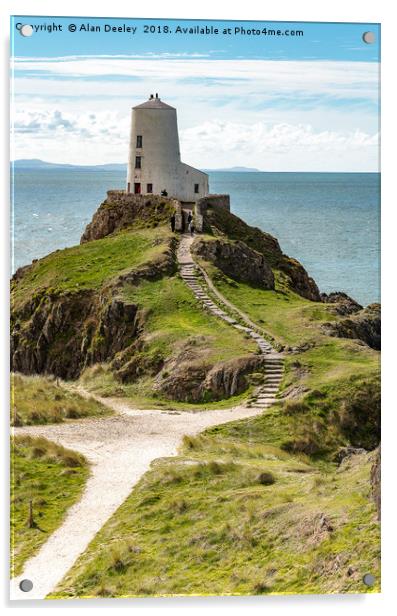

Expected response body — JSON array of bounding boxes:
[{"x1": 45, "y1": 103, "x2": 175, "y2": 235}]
[{"x1": 10, "y1": 16, "x2": 380, "y2": 171}]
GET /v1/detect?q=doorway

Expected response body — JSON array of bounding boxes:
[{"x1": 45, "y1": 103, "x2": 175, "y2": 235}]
[{"x1": 134, "y1": 183, "x2": 141, "y2": 194}]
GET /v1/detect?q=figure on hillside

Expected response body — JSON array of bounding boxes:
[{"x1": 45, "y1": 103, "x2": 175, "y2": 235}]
[
  {"x1": 161, "y1": 189, "x2": 168, "y2": 196},
  {"x1": 187, "y1": 211, "x2": 193, "y2": 226},
  {"x1": 170, "y1": 213, "x2": 176, "y2": 232},
  {"x1": 189, "y1": 220, "x2": 195, "y2": 236}
]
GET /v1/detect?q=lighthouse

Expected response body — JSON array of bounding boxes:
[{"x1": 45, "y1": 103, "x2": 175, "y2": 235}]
[{"x1": 126, "y1": 94, "x2": 209, "y2": 202}]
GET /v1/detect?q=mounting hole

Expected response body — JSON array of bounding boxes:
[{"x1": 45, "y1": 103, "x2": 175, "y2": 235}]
[
  {"x1": 20, "y1": 24, "x2": 33, "y2": 37},
  {"x1": 19, "y1": 579, "x2": 33, "y2": 592},
  {"x1": 362, "y1": 31, "x2": 375, "y2": 44},
  {"x1": 363, "y1": 573, "x2": 375, "y2": 587}
]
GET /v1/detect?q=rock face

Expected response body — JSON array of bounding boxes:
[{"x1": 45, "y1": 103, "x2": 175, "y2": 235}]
[
  {"x1": 157, "y1": 354, "x2": 266, "y2": 402},
  {"x1": 322, "y1": 303, "x2": 381, "y2": 350},
  {"x1": 11, "y1": 289, "x2": 142, "y2": 380},
  {"x1": 321, "y1": 291, "x2": 363, "y2": 316},
  {"x1": 10, "y1": 250, "x2": 175, "y2": 380},
  {"x1": 277, "y1": 257, "x2": 320, "y2": 302},
  {"x1": 191, "y1": 238, "x2": 275, "y2": 289},
  {"x1": 80, "y1": 192, "x2": 176, "y2": 243}
]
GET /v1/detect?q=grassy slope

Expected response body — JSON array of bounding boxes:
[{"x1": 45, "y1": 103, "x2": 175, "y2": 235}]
[
  {"x1": 11, "y1": 226, "x2": 172, "y2": 309},
  {"x1": 11, "y1": 436, "x2": 89, "y2": 576},
  {"x1": 200, "y1": 264, "x2": 379, "y2": 383},
  {"x1": 11, "y1": 373, "x2": 111, "y2": 426},
  {"x1": 77, "y1": 275, "x2": 257, "y2": 410},
  {"x1": 12, "y1": 225, "x2": 258, "y2": 409},
  {"x1": 51, "y1": 255, "x2": 380, "y2": 598},
  {"x1": 52, "y1": 432, "x2": 379, "y2": 598}
]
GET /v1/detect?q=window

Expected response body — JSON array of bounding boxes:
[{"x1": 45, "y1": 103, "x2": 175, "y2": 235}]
[
  {"x1": 194, "y1": 183, "x2": 199, "y2": 194},
  {"x1": 147, "y1": 183, "x2": 153, "y2": 193},
  {"x1": 136, "y1": 135, "x2": 142, "y2": 148},
  {"x1": 135, "y1": 156, "x2": 141, "y2": 169}
]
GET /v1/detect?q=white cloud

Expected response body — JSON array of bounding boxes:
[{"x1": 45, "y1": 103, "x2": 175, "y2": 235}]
[
  {"x1": 180, "y1": 121, "x2": 379, "y2": 171},
  {"x1": 11, "y1": 55, "x2": 380, "y2": 170},
  {"x1": 13, "y1": 57, "x2": 378, "y2": 102}
]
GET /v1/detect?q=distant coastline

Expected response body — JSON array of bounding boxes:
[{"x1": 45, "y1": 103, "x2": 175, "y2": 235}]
[{"x1": 12, "y1": 160, "x2": 379, "y2": 174}]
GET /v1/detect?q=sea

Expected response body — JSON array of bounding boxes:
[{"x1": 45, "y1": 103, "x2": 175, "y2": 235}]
[{"x1": 11, "y1": 170, "x2": 380, "y2": 307}]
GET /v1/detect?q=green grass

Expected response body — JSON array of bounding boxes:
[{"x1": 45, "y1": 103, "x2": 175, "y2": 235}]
[
  {"x1": 78, "y1": 364, "x2": 254, "y2": 412},
  {"x1": 11, "y1": 373, "x2": 111, "y2": 426},
  {"x1": 11, "y1": 226, "x2": 173, "y2": 310},
  {"x1": 11, "y1": 436, "x2": 89, "y2": 576},
  {"x1": 51, "y1": 428, "x2": 379, "y2": 598},
  {"x1": 198, "y1": 264, "x2": 379, "y2": 391},
  {"x1": 78, "y1": 275, "x2": 258, "y2": 408},
  {"x1": 123, "y1": 275, "x2": 257, "y2": 365},
  {"x1": 201, "y1": 265, "x2": 338, "y2": 347}
]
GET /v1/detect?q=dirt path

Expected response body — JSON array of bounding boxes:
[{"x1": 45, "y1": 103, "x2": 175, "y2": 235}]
[
  {"x1": 11, "y1": 235, "x2": 283, "y2": 600},
  {"x1": 11, "y1": 399, "x2": 267, "y2": 600}
]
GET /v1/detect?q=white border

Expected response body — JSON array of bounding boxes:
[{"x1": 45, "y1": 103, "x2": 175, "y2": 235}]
[{"x1": 1, "y1": 1, "x2": 395, "y2": 615}]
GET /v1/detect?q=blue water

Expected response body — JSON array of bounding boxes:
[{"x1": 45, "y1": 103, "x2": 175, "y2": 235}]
[{"x1": 11, "y1": 170, "x2": 380, "y2": 306}]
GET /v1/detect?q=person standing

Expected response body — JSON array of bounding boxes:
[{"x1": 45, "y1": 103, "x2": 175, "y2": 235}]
[{"x1": 170, "y1": 213, "x2": 176, "y2": 232}]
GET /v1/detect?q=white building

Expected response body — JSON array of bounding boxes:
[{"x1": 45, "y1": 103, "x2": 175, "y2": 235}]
[{"x1": 126, "y1": 94, "x2": 209, "y2": 202}]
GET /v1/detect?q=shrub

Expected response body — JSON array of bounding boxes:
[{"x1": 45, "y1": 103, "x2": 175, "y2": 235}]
[
  {"x1": 337, "y1": 379, "x2": 380, "y2": 450},
  {"x1": 257, "y1": 471, "x2": 275, "y2": 485},
  {"x1": 282, "y1": 400, "x2": 309, "y2": 415},
  {"x1": 281, "y1": 438, "x2": 321, "y2": 456}
]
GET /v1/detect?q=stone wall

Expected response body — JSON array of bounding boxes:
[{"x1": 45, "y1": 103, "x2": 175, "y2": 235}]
[{"x1": 195, "y1": 194, "x2": 230, "y2": 232}]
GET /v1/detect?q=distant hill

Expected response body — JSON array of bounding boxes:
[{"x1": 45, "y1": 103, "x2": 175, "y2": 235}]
[
  {"x1": 203, "y1": 166, "x2": 263, "y2": 172},
  {"x1": 12, "y1": 159, "x2": 126, "y2": 171},
  {"x1": 12, "y1": 160, "x2": 262, "y2": 173}
]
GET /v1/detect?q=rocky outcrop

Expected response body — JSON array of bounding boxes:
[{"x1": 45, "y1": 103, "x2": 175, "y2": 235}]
[
  {"x1": 204, "y1": 203, "x2": 283, "y2": 264},
  {"x1": 200, "y1": 355, "x2": 266, "y2": 400},
  {"x1": 80, "y1": 192, "x2": 177, "y2": 243},
  {"x1": 11, "y1": 289, "x2": 142, "y2": 380},
  {"x1": 157, "y1": 354, "x2": 266, "y2": 403},
  {"x1": 203, "y1": 205, "x2": 320, "y2": 301},
  {"x1": 333, "y1": 446, "x2": 367, "y2": 465},
  {"x1": 191, "y1": 238, "x2": 275, "y2": 289},
  {"x1": 10, "y1": 245, "x2": 176, "y2": 380},
  {"x1": 321, "y1": 291, "x2": 363, "y2": 315},
  {"x1": 322, "y1": 303, "x2": 380, "y2": 350},
  {"x1": 277, "y1": 257, "x2": 320, "y2": 301}
]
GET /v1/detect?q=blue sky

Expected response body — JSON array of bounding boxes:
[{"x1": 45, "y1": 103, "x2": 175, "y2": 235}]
[{"x1": 11, "y1": 16, "x2": 380, "y2": 170}]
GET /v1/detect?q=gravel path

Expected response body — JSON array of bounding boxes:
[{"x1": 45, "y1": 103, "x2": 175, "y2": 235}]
[
  {"x1": 11, "y1": 400, "x2": 268, "y2": 600},
  {"x1": 11, "y1": 234, "x2": 284, "y2": 601}
]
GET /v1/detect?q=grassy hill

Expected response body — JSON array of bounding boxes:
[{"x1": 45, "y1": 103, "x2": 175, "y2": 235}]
[{"x1": 11, "y1": 196, "x2": 380, "y2": 596}]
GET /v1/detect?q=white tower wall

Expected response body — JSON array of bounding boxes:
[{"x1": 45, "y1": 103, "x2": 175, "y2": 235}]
[{"x1": 126, "y1": 95, "x2": 208, "y2": 202}]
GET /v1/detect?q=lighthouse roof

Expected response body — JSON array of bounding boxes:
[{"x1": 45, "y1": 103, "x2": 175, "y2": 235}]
[{"x1": 133, "y1": 96, "x2": 175, "y2": 110}]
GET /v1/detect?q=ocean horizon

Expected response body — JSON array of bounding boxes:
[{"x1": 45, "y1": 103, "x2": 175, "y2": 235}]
[{"x1": 11, "y1": 169, "x2": 380, "y2": 306}]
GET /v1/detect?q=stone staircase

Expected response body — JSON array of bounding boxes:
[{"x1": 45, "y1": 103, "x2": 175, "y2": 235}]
[{"x1": 178, "y1": 237, "x2": 284, "y2": 410}]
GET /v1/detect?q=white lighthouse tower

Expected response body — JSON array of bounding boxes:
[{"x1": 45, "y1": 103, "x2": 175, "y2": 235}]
[{"x1": 126, "y1": 94, "x2": 209, "y2": 202}]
